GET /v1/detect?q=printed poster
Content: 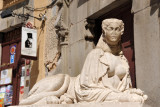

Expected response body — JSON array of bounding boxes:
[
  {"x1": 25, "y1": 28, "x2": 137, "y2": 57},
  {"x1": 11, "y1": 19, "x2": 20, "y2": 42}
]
[
  {"x1": 21, "y1": 27, "x2": 37, "y2": 57},
  {"x1": 0, "y1": 93, "x2": 5, "y2": 99},
  {"x1": 0, "y1": 68, "x2": 12, "y2": 85},
  {"x1": 0, "y1": 92, "x2": 5, "y2": 107},
  {"x1": 0, "y1": 87, "x2": 6, "y2": 93},
  {"x1": 0, "y1": 98, "x2": 4, "y2": 107},
  {"x1": 10, "y1": 45, "x2": 16, "y2": 64},
  {"x1": 19, "y1": 86, "x2": 24, "y2": 101},
  {"x1": 4, "y1": 85, "x2": 13, "y2": 105}
]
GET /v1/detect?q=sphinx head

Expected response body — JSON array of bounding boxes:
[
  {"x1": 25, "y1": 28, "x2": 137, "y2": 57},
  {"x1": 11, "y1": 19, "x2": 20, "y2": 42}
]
[{"x1": 102, "y1": 18, "x2": 124, "y2": 45}]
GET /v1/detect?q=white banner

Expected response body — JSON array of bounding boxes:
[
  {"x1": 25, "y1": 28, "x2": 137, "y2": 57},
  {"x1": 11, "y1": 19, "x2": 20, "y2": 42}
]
[{"x1": 21, "y1": 27, "x2": 37, "y2": 57}]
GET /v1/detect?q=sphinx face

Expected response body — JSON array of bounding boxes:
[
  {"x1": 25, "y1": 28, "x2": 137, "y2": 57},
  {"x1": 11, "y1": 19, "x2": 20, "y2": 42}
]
[{"x1": 103, "y1": 22, "x2": 122, "y2": 45}]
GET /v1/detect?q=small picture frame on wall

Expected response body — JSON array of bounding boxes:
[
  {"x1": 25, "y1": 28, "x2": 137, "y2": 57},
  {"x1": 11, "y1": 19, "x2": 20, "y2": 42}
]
[{"x1": 0, "y1": 68, "x2": 12, "y2": 85}]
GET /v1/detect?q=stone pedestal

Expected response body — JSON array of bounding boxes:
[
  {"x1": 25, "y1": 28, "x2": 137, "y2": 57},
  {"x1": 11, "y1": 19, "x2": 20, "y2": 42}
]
[{"x1": 10, "y1": 102, "x2": 150, "y2": 107}]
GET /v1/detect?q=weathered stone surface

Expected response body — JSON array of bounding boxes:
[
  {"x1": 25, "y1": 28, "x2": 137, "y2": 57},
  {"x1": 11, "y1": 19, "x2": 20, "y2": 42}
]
[
  {"x1": 134, "y1": 6, "x2": 160, "y2": 107},
  {"x1": 69, "y1": 0, "x2": 88, "y2": 24},
  {"x1": 44, "y1": 8, "x2": 59, "y2": 65},
  {"x1": 60, "y1": 44, "x2": 69, "y2": 74},
  {"x1": 87, "y1": 0, "x2": 129, "y2": 19},
  {"x1": 63, "y1": 4, "x2": 69, "y2": 26},
  {"x1": 69, "y1": 0, "x2": 130, "y2": 23},
  {"x1": 69, "y1": 40, "x2": 94, "y2": 76},
  {"x1": 69, "y1": 24, "x2": 77, "y2": 44},
  {"x1": 69, "y1": 20, "x2": 86, "y2": 45},
  {"x1": 0, "y1": 17, "x2": 22, "y2": 32},
  {"x1": 0, "y1": 0, "x2": 34, "y2": 32},
  {"x1": 0, "y1": 1, "x2": 3, "y2": 10},
  {"x1": 69, "y1": 0, "x2": 78, "y2": 24},
  {"x1": 99, "y1": 0, "x2": 116, "y2": 10},
  {"x1": 87, "y1": 0, "x2": 100, "y2": 18},
  {"x1": 132, "y1": 0, "x2": 159, "y2": 13},
  {"x1": 77, "y1": 0, "x2": 88, "y2": 23}
]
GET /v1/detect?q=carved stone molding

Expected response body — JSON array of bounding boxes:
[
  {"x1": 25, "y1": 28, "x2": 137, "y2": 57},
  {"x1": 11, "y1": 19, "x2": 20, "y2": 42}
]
[
  {"x1": 0, "y1": 0, "x2": 25, "y2": 10},
  {"x1": 55, "y1": 26, "x2": 69, "y2": 45},
  {"x1": 54, "y1": 0, "x2": 69, "y2": 45},
  {"x1": 84, "y1": 19, "x2": 95, "y2": 40}
]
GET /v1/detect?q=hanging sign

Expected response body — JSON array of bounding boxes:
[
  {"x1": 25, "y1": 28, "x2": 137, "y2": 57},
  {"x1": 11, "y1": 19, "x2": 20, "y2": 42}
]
[{"x1": 21, "y1": 27, "x2": 37, "y2": 57}]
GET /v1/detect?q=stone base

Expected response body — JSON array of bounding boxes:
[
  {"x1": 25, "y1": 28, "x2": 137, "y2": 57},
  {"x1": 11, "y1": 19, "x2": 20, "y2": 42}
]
[{"x1": 10, "y1": 102, "x2": 151, "y2": 107}]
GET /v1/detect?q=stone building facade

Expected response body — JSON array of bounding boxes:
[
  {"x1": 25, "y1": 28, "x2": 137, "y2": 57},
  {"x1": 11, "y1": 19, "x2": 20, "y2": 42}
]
[
  {"x1": 0, "y1": 0, "x2": 159, "y2": 106},
  {"x1": 53, "y1": 0, "x2": 160, "y2": 106}
]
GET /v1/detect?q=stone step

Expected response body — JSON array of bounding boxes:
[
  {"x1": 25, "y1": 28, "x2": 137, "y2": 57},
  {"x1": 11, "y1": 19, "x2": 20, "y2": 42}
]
[{"x1": 10, "y1": 102, "x2": 150, "y2": 107}]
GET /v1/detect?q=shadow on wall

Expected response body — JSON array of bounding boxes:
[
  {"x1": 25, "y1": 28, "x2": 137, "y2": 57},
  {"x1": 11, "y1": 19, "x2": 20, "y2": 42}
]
[
  {"x1": 77, "y1": 0, "x2": 88, "y2": 7},
  {"x1": 30, "y1": 43, "x2": 40, "y2": 89},
  {"x1": 30, "y1": 27, "x2": 47, "y2": 89},
  {"x1": 150, "y1": 0, "x2": 160, "y2": 17}
]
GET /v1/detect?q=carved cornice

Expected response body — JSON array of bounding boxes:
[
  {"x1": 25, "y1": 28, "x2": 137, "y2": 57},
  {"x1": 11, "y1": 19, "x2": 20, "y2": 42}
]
[{"x1": 0, "y1": 0, "x2": 25, "y2": 10}]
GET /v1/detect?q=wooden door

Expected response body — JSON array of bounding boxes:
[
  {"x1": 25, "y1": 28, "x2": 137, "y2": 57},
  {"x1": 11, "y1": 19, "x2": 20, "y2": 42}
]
[
  {"x1": 94, "y1": 2, "x2": 136, "y2": 87},
  {"x1": 1, "y1": 28, "x2": 24, "y2": 105}
]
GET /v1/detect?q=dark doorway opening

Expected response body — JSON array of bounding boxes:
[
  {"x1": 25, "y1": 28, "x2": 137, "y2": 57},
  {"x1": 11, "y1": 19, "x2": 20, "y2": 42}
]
[{"x1": 93, "y1": 2, "x2": 136, "y2": 88}]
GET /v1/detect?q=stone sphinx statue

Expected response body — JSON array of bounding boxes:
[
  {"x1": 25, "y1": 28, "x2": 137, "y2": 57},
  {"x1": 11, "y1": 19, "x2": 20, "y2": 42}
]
[{"x1": 20, "y1": 18, "x2": 147, "y2": 105}]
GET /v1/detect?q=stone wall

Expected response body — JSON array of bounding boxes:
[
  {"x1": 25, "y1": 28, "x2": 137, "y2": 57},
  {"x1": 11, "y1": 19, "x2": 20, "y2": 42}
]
[
  {"x1": 29, "y1": 0, "x2": 49, "y2": 88},
  {"x1": 0, "y1": 0, "x2": 32, "y2": 32},
  {"x1": 132, "y1": 0, "x2": 160, "y2": 106},
  {"x1": 44, "y1": 3, "x2": 59, "y2": 73},
  {"x1": 68, "y1": 0, "x2": 93, "y2": 76}
]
